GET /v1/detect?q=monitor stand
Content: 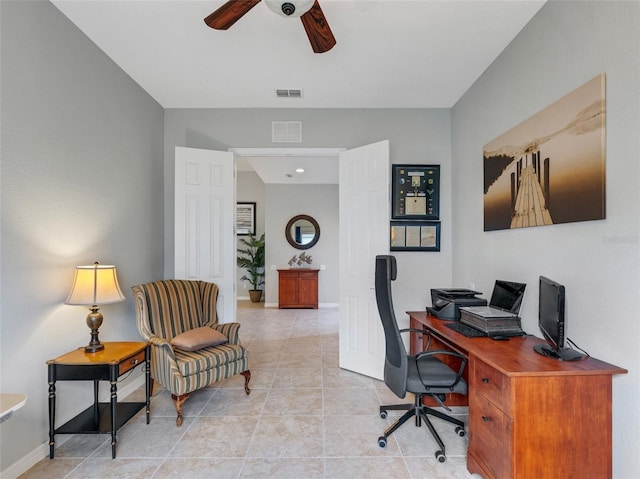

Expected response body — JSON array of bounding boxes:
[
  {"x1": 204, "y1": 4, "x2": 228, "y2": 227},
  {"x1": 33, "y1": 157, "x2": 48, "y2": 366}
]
[{"x1": 534, "y1": 343, "x2": 585, "y2": 361}]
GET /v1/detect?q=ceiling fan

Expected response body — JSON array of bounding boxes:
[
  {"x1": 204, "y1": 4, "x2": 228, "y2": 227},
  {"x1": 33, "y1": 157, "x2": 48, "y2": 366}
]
[{"x1": 204, "y1": 0, "x2": 336, "y2": 53}]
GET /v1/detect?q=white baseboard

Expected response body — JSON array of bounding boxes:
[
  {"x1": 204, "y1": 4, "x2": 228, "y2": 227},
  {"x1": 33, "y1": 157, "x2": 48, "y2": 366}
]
[
  {"x1": 262, "y1": 302, "x2": 338, "y2": 309},
  {"x1": 1, "y1": 375, "x2": 146, "y2": 479},
  {"x1": 319, "y1": 303, "x2": 339, "y2": 308}
]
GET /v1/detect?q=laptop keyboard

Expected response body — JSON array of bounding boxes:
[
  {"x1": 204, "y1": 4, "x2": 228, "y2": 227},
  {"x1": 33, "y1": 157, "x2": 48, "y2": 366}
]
[{"x1": 444, "y1": 322, "x2": 487, "y2": 338}]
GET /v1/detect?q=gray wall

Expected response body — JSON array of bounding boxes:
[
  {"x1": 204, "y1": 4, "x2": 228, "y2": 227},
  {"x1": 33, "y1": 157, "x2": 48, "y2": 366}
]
[
  {"x1": 236, "y1": 171, "x2": 266, "y2": 299},
  {"x1": 265, "y1": 183, "x2": 339, "y2": 306},
  {"x1": 451, "y1": 1, "x2": 640, "y2": 477},
  {"x1": 1, "y1": 1, "x2": 164, "y2": 473},
  {"x1": 165, "y1": 108, "x2": 454, "y2": 315}
]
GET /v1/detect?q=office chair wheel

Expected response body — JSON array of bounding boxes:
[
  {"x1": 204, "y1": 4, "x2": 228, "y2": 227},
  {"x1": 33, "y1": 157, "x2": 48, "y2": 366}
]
[
  {"x1": 435, "y1": 450, "x2": 446, "y2": 463},
  {"x1": 378, "y1": 436, "x2": 387, "y2": 448},
  {"x1": 379, "y1": 410, "x2": 387, "y2": 419},
  {"x1": 455, "y1": 426, "x2": 466, "y2": 437}
]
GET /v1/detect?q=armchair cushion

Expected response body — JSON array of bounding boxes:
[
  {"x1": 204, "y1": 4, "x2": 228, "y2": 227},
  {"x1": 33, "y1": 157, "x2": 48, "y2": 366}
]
[
  {"x1": 174, "y1": 344, "x2": 246, "y2": 376},
  {"x1": 170, "y1": 326, "x2": 228, "y2": 352}
]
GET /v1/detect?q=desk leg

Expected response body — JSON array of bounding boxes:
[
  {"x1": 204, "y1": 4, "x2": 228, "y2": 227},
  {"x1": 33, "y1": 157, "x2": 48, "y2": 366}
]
[
  {"x1": 48, "y1": 378, "x2": 56, "y2": 459},
  {"x1": 110, "y1": 379, "x2": 117, "y2": 459}
]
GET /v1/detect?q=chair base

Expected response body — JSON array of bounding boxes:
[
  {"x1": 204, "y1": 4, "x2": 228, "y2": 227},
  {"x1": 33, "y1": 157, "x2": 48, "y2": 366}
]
[{"x1": 378, "y1": 395, "x2": 466, "y2": 462}]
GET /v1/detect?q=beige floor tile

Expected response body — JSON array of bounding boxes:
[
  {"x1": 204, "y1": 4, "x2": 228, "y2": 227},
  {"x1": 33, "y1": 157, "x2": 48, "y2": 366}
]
[
  {"x1": 272, "y1": 367, "x2": 323, "y2": 389},
  {"x1": 324, "y1": 457, "x2": 411, "y2": 479},
  {"x1": 239, "y1": 457, "x2": 324, "y2": 478},
  {"x1": 263, "y1": 388, "x2": 323, "y2": 416},
  {"x1": 154, "y1": 457, "x2": 244, "y2": 478},
  {"x1": 169, "y1": 416, "x2": 258, "y2": 458},
  {"x1": 17, "y1": 458, "x2": 84, "y2": 479},
  {"x1": 404, "y1": 456, "x2": 483, "y2": 479},
  {"x1": 323, "y1": 414, "x2": 402, "y2": 457},
  {"x1": 200, "y1": 388, "x2": 268, "y2": 417},
  {"x1": 66, "y1": 458, "x2": 160, "y2": 478},
  {"x1": 323, "y1": 387, "x2": 381, "y2": 415},
  {"x1": 246, "y1": 416, "x2": 324, "y2": 458}
]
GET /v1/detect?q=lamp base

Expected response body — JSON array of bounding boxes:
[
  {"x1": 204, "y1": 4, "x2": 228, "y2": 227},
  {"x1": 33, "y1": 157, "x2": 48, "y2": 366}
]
[
  {"x1": 84, "y1": 342, "x2": 105, "y2": 353},
  {"x1": 85, "y1": 308, "x2": 104, "y2": 353}
]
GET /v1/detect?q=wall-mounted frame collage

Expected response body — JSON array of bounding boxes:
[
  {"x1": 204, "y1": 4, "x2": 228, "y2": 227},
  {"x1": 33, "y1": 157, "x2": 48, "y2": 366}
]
[{"x1": 390, "y1": 164, "x2": 441, "y2": 251}]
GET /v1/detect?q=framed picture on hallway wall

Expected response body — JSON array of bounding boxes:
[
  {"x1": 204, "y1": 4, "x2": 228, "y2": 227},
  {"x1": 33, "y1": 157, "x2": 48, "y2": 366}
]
[
  {"x1": 236, "y1": 202, "x2": 256, "y2": 236},
  {"x1": 483, "y1": 73, "x2": 606, "y2": 231}
]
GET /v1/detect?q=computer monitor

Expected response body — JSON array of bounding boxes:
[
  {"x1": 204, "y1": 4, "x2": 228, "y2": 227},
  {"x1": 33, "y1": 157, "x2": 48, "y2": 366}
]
[{"x1": 534, "y1": 276, "x2": 584, "y2": 361}]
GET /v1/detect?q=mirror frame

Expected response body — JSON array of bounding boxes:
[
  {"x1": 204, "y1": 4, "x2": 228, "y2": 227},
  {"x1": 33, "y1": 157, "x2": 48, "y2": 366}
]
[{"x1": 285, "y1": 214, "x2": 320, "y2": 250}]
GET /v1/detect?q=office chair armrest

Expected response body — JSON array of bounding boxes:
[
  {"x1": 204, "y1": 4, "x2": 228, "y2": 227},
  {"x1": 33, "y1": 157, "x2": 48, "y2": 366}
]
[{"x1": 415, "y1": 349, "x2": 467, "y2": 389}]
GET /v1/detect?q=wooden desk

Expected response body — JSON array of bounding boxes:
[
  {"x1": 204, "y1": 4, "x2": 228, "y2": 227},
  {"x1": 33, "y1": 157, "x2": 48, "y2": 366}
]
[
  {"x1": 408, "y1": 311, "x2": 627, "y2": 479},
  {"x1": 47, "y1": 342, "x2": 150, "y2": 459}
]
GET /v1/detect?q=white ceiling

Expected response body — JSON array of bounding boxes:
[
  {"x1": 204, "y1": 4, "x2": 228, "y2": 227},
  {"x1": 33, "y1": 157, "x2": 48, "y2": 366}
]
[{"x1": 50, "y1": 0, "x2": 546, "y2": 182}]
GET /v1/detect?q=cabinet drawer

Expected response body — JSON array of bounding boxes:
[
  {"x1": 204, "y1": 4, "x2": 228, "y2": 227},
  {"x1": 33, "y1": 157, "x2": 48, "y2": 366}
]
[
  {"x1": 473, "y1": 359, "x2": 505, "y2": 409},
  {"x1": 119, "y1": 350, "x2": 145, "y2": 375},
  {"x1": 470, "y1": 394, "x2": 509, "y2": 479}
]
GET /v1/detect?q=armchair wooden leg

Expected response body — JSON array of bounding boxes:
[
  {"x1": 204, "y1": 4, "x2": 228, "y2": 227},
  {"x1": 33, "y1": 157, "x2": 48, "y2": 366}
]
[
  {"x1": 241, "y1": 370, "x2": 251, "y2": 395},
  {"x1": 171, "y1": 393, "x2": 189, "y2": 427}
]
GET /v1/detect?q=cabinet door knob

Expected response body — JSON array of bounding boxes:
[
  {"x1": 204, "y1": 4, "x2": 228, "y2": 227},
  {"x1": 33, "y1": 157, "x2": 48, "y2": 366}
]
[
  {"x1": 482, "y1": 416, "x2": 491, "y2": 422},
  {"x1": 482, "y1": 378, "x2": 490, "y2": 384}
]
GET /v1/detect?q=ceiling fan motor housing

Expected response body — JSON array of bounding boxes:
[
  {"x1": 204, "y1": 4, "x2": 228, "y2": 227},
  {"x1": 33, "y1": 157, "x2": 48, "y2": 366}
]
[
  {"x1": 282, "y1": 3, "x2": 296, "y2": 16},
  {"x1": 265, "y1": 0, "x2": 314, "y2": 18}
]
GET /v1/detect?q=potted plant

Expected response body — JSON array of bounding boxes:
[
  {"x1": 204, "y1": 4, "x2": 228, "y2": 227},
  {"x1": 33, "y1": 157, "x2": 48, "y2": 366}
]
[{"x1": 237, "y1": 233, "x2": 265, "y2": 302}]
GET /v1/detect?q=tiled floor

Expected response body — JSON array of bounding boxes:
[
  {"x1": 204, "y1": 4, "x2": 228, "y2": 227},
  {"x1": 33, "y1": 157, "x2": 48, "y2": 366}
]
[{"x1": 22, "y1": 303, "x2": 482, "y2": 478}]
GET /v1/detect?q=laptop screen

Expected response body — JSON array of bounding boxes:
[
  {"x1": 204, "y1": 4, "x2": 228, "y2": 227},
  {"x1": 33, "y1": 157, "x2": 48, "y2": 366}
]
[{"x1": 490, "y1": 280, "x2": 526, "y2": 313}]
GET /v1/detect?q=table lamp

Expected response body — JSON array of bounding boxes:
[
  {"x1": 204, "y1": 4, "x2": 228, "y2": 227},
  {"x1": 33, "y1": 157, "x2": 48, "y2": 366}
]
[{"x1": 65, "y1": 262, "x2": 125, "y2": 352}]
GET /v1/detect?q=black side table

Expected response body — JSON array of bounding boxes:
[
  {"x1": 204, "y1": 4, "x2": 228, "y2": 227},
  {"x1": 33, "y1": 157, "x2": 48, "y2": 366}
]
[{"x1": 47, "y1": 341, "x2": 150, "y2": 459}]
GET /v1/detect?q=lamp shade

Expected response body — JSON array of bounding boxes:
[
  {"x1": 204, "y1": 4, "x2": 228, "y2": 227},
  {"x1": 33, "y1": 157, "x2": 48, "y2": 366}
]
[
  {"x1": 65, "y1": 262, "x2": 125, "y2": 306},
  {"x1": 264, "y1": 0, "x2": 314, "y2": 18}
]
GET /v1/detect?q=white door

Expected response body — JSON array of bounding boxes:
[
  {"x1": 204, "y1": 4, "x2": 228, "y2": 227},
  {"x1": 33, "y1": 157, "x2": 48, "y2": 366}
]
[
  {"x1": 338, "y1": 140, "x2": 390, "y2": 380},
  {"x1": 175, "y1": 146, "x2": 236, "y2": 323}
]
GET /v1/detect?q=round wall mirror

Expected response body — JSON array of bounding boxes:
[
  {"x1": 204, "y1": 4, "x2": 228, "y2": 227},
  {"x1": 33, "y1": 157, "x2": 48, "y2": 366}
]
[{"x1": 285, "y1": 214, "x2": 320, "y2": 250}]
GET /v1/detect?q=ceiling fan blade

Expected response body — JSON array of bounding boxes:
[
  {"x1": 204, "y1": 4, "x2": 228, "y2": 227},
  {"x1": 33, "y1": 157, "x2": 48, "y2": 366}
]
[
  {"x1": 300, "y1": 1, "x2": 336, "y2": 53},
  {"x1": 204, "y1": 0, "x2": 262, "y2": 30}
]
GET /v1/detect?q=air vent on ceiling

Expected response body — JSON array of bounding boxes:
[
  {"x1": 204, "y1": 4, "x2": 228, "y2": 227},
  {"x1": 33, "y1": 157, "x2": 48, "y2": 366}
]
[
  {"x1": 272, "y1": 121, "x2": 302, "y2": 143},
  {"x1": 276, "y1": 89, "x2": 303, "y2": 98}
]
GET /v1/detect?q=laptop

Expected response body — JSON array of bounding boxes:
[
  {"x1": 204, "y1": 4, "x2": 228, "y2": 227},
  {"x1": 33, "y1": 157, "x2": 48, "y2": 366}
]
[{"x1": 460, "y1": 280, "x2": 526, "y2": 318}]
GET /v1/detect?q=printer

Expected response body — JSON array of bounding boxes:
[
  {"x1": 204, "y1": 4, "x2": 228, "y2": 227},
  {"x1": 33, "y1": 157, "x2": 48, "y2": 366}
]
[{"x1": 427, "y1": 289, "x2": 487, "y2": 320}]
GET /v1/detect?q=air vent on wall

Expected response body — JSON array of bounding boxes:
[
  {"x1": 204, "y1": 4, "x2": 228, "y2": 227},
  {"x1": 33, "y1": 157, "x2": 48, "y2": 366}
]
[
  {"x1": 272, "y1": 121, "x2": 302, "y2": 143},
  {"x1": 276, "y1": 89, "x2": 303, "y2": 98}
]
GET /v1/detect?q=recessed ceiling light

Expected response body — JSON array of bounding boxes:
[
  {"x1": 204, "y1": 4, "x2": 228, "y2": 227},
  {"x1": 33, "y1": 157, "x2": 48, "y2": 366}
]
[{"x1": 296, "y1": 168, "x2": 305, "y2": 173}]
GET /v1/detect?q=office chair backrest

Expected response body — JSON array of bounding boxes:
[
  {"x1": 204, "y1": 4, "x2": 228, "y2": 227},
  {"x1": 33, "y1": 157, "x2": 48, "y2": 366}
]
[{"x1": 375, "y1": 255, "x2": 408, "y2": 398}]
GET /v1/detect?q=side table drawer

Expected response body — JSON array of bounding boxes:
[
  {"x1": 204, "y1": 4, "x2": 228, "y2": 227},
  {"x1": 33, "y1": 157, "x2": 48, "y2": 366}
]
[
  {"x1": 119, "y1": 350, "x2": 145, "y2": 375},
  {"x1": 470, "y1": 394, "x2": 510, "y2": 479}
]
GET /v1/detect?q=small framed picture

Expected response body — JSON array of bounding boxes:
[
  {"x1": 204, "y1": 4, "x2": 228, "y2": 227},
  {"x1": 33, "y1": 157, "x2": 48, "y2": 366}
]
[
  {"x1": 390, "y1": 221, "x2": 440, "y2": 252},
  {"x1": 236, "y1": 202, "x2": 256, "y2": 236}
]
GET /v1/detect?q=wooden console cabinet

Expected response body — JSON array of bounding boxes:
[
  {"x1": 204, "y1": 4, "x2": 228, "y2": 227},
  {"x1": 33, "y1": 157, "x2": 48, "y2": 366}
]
[
  {"x1": 408, "y1": 311, "x2": 627, "y2": 479},
  {"x1": 278, "y1": 269, "x2": 319, "y2": 309}
]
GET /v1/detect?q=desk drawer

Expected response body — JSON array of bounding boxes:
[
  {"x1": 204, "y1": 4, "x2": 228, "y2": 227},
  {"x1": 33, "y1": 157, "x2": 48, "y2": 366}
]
[
  {"x1": 470, "y1": 394, "x2": 509, "y2": 479},
  {"x1": 119, "y1": 350, "x2": 145, "y2": 375},
  {"x1": 473, "y1": 359, "x2": 505, "y2": 409}
]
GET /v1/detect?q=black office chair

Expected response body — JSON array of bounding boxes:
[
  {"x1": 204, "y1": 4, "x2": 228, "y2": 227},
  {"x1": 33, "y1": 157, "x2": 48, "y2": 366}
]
[{"x1": 375, "y1": 255, "x2": 467, "y2": 462}]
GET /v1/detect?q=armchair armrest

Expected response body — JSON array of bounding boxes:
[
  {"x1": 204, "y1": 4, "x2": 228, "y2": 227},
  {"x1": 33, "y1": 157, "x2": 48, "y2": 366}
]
[
  {"x1": 148, "y1": 336, "x2": 177, "y2": 361},
  {"x1": 208, "y1": 322, "x2": 242, "y2": 345}
]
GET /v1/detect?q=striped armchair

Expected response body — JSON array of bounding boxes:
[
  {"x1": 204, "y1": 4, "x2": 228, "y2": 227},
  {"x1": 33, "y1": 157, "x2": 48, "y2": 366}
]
[{"x1": 132, "y1": 279, "x2": 250, "y2": 426}]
